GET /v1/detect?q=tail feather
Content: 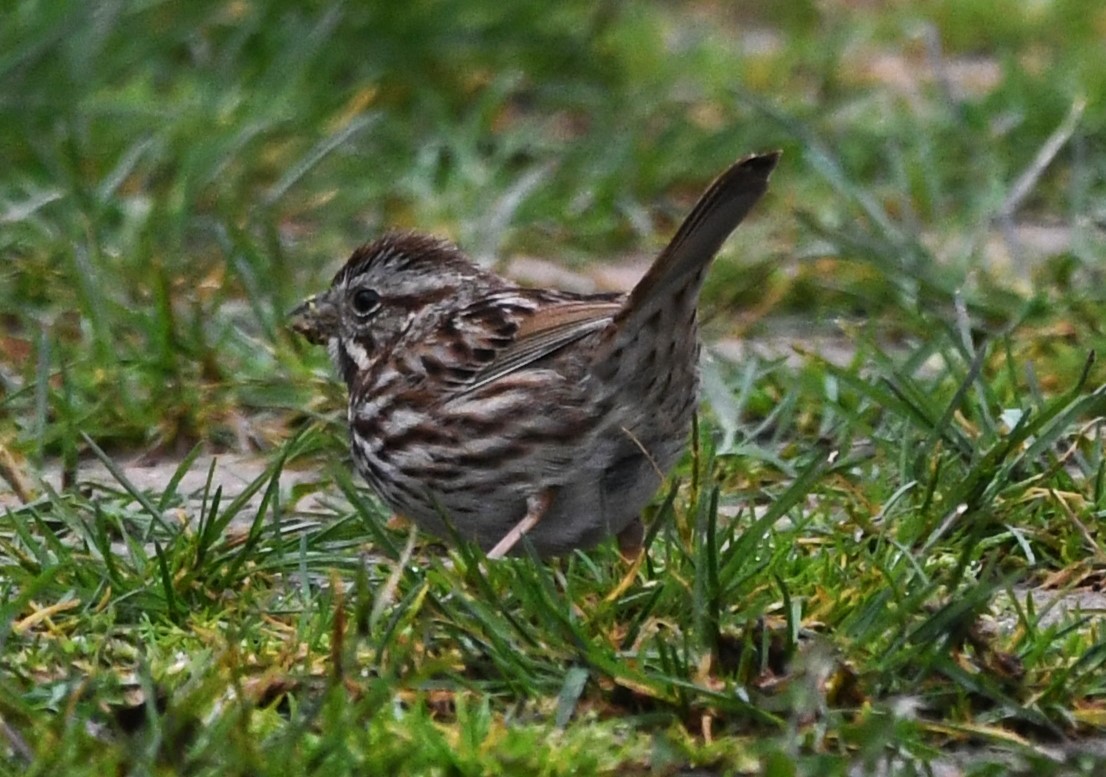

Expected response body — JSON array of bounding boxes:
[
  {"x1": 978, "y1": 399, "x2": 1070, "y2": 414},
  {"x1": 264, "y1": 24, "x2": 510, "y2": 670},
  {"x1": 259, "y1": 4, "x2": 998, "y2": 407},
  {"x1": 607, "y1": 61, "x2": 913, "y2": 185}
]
[{"x1": 618, "y1": 151, "x2": 779, "y2": 326}]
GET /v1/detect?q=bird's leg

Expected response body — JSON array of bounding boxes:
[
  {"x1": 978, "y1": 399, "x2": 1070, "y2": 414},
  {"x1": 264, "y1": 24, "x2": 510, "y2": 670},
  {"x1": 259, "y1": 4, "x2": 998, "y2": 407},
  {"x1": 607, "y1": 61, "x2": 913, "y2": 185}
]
[
  {"x1": 386, "y1": 513, "x2": 411, "y2": 530},
  {"x1": 616, "y1": 516, "x2": 645, "y2": 561},
  {"x1": 486, "y1": 489, "x2": 554, "y2": 559}
]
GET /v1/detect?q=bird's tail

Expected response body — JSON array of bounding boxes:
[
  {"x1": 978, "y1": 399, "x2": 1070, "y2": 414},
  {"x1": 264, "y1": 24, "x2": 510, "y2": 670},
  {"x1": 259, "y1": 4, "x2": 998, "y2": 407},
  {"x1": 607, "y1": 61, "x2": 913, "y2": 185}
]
[{"x1": 619, "y1": 151, "x2": 779, "y2": 328}]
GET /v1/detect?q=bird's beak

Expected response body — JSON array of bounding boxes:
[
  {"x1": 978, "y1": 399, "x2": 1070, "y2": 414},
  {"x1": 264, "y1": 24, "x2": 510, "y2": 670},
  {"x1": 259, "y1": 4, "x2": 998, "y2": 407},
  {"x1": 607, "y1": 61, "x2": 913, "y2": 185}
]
[{"x1": 288, "y1": 292, "x2": 340, "y2": 345}]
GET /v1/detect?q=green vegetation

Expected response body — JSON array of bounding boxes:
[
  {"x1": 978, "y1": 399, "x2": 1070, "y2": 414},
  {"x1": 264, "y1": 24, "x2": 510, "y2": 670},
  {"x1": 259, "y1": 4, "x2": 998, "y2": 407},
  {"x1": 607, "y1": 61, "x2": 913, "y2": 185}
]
[{"x1": 3, "y1": 0, "x2": 1106, "y2": 774}]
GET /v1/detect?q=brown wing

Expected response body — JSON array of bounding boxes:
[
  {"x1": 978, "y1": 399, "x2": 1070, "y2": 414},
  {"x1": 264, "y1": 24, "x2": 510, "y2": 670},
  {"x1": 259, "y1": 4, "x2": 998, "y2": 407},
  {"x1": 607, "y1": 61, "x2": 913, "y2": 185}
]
[{"x1": 434, "y1": 290, "x2": 623, "y2": 397}]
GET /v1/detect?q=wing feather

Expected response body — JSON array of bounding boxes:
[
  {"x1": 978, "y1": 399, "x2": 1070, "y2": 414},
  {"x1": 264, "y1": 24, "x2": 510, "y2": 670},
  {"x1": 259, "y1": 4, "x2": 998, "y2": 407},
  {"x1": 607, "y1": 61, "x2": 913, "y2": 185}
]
[{"x1": 435, "y1": 292, "x2": 622, "y2": 397}]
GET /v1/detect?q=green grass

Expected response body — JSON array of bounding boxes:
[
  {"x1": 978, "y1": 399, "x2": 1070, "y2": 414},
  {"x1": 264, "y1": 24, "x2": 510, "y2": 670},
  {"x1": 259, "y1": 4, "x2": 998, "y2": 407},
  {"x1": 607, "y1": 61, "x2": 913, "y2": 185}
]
[{"x1": 3, "y1": 0, "x2": 1106, "y2": 774}]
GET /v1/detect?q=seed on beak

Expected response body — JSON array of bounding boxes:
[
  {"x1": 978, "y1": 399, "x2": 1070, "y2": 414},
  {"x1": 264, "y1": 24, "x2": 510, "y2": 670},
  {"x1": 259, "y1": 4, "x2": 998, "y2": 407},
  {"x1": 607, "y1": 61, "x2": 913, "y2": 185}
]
[{"x1": 289, "y1": 293, "x2": 339, "y2": 345}]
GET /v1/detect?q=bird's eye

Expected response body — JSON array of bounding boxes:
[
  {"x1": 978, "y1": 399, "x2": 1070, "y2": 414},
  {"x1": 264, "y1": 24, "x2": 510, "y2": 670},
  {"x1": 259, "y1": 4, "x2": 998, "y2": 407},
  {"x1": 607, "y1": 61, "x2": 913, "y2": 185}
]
[{"x1": 350, "y1": 288, "x2": 380, "y2": 317}]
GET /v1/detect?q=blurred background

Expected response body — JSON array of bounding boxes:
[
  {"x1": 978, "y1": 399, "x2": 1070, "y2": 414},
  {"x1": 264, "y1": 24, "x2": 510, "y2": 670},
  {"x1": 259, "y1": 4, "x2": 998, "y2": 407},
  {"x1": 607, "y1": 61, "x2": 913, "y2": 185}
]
[{"x1": 2, "y1": 0, "x2": 1104, "y2": 460}]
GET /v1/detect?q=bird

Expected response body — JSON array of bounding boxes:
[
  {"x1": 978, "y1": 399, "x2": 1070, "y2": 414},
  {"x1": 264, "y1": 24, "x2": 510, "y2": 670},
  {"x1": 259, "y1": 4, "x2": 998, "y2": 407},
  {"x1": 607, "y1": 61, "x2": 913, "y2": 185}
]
[{"x1": 290, "y1": 151, "x2": 779, "y2": 558}]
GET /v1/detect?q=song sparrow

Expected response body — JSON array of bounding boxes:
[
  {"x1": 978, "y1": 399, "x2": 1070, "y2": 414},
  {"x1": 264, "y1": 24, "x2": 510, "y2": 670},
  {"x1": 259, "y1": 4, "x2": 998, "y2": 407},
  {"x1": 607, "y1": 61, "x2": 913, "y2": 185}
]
[{"x1": 291, "y1": 152, "x2": 779, "y2": 558}]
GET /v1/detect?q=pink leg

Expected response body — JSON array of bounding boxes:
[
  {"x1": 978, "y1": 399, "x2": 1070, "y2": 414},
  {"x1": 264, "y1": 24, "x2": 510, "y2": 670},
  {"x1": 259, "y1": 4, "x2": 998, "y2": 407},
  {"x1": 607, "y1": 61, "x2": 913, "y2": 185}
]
[{"x1": 486, "y1": 490, "x2": 553, "y2": 559}]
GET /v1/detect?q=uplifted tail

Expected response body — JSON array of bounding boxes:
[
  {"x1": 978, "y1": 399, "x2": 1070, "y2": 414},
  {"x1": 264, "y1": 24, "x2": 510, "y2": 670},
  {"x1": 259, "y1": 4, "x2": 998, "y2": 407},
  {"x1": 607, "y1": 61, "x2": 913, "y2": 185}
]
[{"x1": 619, "y1": 151, "x2": 779, "y2": 327}]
